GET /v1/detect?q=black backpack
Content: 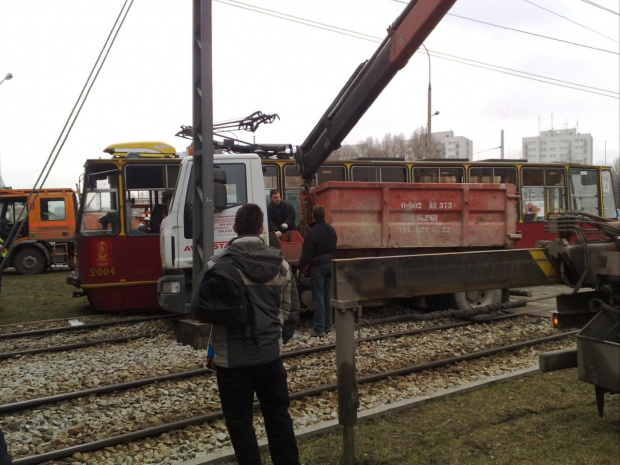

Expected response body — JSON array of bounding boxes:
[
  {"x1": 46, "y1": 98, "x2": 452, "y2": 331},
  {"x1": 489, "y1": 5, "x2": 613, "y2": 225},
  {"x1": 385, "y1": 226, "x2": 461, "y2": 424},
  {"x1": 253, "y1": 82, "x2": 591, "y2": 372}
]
[{"x1": 194, "y1": 256, "x2": 254, "y2": 328}]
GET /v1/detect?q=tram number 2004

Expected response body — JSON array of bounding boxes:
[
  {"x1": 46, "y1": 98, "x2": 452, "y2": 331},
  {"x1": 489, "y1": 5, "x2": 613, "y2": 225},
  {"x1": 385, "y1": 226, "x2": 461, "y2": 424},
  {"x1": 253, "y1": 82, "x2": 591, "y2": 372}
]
[{"x1": 90, "y1": 267, "x2": 116, "y2": 277}]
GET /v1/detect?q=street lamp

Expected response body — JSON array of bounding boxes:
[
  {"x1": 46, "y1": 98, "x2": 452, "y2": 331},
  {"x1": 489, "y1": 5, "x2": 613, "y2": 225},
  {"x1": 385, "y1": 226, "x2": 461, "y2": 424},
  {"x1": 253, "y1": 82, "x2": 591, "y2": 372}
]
[
  {"x1": 0, "y1": 73, "x2": 13, "y2": 87},
  {"x1": 420, "y1": 44, "x2": 437, "y2": 155},
  {"x1": 426, "y1": 110, "x2": 440, "y2": 156}
]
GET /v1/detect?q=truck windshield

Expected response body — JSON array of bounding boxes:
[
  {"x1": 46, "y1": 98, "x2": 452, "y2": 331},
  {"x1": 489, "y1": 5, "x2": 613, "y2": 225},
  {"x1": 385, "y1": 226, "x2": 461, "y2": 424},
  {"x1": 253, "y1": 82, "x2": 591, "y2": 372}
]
[{"x1": 183, "y1": 162, "x2": 248, "y2": 239}]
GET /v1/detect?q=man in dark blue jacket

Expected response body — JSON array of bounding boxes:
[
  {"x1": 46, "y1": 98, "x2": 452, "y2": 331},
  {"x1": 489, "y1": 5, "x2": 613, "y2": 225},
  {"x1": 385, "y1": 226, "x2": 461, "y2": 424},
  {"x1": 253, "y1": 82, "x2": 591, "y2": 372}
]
[{"x1": 298, "y1": 205, "x2": 337, "y2": 337}]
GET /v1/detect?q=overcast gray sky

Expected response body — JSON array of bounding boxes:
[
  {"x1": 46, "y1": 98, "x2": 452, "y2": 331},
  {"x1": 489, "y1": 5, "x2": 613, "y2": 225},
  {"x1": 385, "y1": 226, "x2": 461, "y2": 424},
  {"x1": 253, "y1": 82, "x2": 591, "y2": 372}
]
[{"x1": 0, "y1": 0, "x2": 618, "y2": 189}]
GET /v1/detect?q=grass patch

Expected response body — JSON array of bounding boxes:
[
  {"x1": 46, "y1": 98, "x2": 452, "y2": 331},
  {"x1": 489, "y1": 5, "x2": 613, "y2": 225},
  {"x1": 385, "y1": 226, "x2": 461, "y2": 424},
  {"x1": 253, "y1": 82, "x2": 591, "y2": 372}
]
[
  {"x1": 221, "y1": 371, "x2": 619, "y2": 465},
  {"x1": 0, "y1": 268, "x2": 98, "y2": 325}
]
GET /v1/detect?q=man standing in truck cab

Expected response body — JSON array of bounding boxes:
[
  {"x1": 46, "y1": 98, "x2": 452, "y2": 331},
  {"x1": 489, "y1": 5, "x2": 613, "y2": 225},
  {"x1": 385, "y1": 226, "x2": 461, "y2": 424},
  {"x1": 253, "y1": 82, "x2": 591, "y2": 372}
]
[
  {"x1": 267, "y1": 189, "x2": 296, "y2": 238},
  {"x1": 298, "y1": 204, "x2": 337, "y2": 337}
]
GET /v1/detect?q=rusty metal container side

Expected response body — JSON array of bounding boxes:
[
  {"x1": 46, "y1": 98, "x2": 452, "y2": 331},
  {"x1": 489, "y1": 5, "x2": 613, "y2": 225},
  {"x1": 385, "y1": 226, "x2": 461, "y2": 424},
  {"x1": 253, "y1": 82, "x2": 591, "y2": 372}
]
[
  {"x1": 278, "y1": 230, "x2": 304, "y2": 263},
  {"x1": 312, "y1": 182, "x2": 517, "y2": 250}
]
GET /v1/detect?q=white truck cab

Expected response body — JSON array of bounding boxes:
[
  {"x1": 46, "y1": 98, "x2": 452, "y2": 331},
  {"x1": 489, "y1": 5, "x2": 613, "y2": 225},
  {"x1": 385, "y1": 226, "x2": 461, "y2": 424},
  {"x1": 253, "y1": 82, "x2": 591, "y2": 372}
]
[{"x1": 157, "y1": 153, "x2": 269, "y2": 312}]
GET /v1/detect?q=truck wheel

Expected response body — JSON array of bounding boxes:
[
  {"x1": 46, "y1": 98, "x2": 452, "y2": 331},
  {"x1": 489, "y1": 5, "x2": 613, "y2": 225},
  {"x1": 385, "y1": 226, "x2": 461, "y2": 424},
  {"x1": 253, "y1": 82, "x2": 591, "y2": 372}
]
[
  {"x1": 13, "y1": 248, "x2": 47, "y2": 275},
  {"x1": 448, "y1": 289, "x2": 502, "y2": 310}
]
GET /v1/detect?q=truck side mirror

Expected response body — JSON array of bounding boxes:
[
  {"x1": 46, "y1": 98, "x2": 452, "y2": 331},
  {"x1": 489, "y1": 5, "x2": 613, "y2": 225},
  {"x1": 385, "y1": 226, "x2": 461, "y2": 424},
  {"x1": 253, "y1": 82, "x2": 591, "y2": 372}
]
[{"x1": 213, "y1": 166, "x2": 227, "y2": 213}]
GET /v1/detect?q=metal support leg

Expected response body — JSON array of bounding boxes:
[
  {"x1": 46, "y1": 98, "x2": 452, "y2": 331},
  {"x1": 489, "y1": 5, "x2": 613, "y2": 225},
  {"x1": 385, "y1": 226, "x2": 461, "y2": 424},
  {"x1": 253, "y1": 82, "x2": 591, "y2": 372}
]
[
  {"x1": 595, "y1": 386, "x2": 606, "y2": 417},
  {"x1": 334, "y1": 301, "x2": 359, "y2": 465}
]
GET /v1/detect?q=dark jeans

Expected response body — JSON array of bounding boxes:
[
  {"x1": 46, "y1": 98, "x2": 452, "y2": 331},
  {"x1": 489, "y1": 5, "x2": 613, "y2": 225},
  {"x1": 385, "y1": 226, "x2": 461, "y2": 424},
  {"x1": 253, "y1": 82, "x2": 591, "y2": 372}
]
[
  {"x1": 216, "y1": 358, "x2": 299, "y2": 465},
  {"x1": 311, "y1": 261, "x2": 333, "y2": 332},
  {"x1": 0, "y1": 430, "x2": 11, "y2": 465}
]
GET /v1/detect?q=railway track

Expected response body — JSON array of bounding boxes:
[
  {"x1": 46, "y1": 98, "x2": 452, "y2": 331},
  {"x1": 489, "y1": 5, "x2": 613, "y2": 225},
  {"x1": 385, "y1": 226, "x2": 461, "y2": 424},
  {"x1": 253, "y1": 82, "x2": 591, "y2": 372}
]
[
  {"x1": 0, "y1": 315, "x2": 180, "y2": 359},
  {"x1": 0, "y1": 314, "x2": 526, "y2": 414},
  {"x1": 1, "y1": 312, "x2": 576, "y2": 464}
]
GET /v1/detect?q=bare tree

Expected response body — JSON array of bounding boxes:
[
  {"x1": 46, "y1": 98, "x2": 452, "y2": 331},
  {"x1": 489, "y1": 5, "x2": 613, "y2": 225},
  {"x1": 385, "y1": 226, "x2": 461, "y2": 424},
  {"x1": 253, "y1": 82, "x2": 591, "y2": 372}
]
[
  {"x1": 611, "y1": 156, "x2": 620, "y2": 210},
  {"x1": 408, "y1": 126, "x2": 442, "y2": 160},
  {"x1": 330, "y1": 144, "x2": 359, "y2": 160},
  {"x1": 356, "y1": 136, "x2": 382, "y2": 158},
  {"x1": 380, "y1": 132, "x2": 408, "y2": 158},
  {"x1": 332, "y1": 129, "x2": 441, "y2": 161}
]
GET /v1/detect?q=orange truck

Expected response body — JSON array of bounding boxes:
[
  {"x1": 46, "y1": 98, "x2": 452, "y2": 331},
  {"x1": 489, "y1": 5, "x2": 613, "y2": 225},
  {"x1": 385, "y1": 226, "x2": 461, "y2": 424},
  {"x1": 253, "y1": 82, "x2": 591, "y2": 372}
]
[{"x1": 0, "y1": 188, "x2": 78, "y2": 274}]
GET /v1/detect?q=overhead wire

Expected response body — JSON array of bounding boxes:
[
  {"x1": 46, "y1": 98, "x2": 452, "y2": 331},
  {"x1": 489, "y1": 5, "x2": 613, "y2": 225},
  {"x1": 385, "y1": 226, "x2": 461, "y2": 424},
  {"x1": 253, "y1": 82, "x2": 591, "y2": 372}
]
[
  {"x1": 429, "y1": 50, "x2": 618, "y2": 99},
  {"x1": 580, "y1": 0, "x2": 620, "y2": 16},
  {"x1": 389, "y1": 0, "x2": 618, "y2": 54},
  {"x1": 214, "y1": 0, "x2": 379, "y2": 43},
  {"x1": 447, "y1": 13, "x2": 618, "y2": 55},
  {"x1": 473, "y1": 146, "x2": 502, "y2": 155},
  {"x1": 216, "y1": 0, "x2": 619, "y2": 99},
  {"x1": 0, "y1": 0, "x2": 136, "y2": 270},
  {"x1": 522, "y1": 0, "x2": 618, "y2": 43}
]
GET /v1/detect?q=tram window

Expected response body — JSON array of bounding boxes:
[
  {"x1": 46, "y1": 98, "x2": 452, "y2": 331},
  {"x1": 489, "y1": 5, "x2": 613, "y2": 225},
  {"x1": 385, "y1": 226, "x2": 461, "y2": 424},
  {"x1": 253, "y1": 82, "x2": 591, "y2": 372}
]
[
  {"x1": 545, "y1": 169, "x2": 564, "y2": 186},
  {"x1": 122, "y1": 164, "x2": 181, "y2": 235},
  {"x1": 125, "y1": 164, "x2": 177, "y2": 190},
  {"x1": 284, "y1": 164, "x2": 314, "y2": 189},
  {"x1": 569, "y1": 169, "x2": 600, "y2": 216},
  {"x1": 522, "y1": 168, "x2": 566, "y2": 222},
  {"x1": 317, "y1": 166, "x2": 346, "y2": 183},
  {"x1": 263, "y1": 165, "x2": 279, "y2": 190},
  {"x1": 469, "y1": 167, "x2": 517, "y2": 184},
  {"x1": 41, "y1": 199, "x2": 66, "y2": 221},
  {"x1": 413, "y1": 166, "x2": 464, "y2": 183},
  {"x1": 166, "y1": 165, "x2": 180, "y2": 188},
  {"x1": 351, "y1": 165, "x2": 407, "y2": 182},
  {"x1": 601, "y1": 171, "x2": 617, "y2": 219},
  {"x1": 80, "y1": 190, "x2": 120, "y2": 235},
  {"x1": 414, "y1": 167, "x2": 439, "y2": 183},
  {"x1": 263, "y1": 164, "x2": 279, "y2": 207},
  {"x1": 439, "y1": 167, "x2": 464, "y2": 183}
]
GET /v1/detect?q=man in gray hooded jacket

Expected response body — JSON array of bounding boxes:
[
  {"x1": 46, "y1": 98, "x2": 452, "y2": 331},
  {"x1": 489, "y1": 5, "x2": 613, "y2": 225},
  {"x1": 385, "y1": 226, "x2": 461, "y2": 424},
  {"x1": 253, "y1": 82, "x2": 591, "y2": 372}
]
[{"x1": 192, "y1": 203, "x2": 300, "y2": 465}]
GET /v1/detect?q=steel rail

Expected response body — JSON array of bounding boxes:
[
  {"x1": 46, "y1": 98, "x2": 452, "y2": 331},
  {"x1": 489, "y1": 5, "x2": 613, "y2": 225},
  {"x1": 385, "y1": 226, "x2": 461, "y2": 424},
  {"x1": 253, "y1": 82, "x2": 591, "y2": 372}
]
[
  {"x1": 0, "y1": 313, "x2": 180, "y2": 340},
  {"x1": 2, "y1": 313, "x2": 531, "y2": 413},
  {"x1": 1, "y1": 319, "x2": 471, "y2": 413},
  {"x1": 0, "y1": 333, "x2": 158, "y2": 360},
  {"x1": 0, "y1": 368, "x2": 212, "y2": 414},
  {"x1": 11, "y1": 330, "x2": 575, "y2": 465}
]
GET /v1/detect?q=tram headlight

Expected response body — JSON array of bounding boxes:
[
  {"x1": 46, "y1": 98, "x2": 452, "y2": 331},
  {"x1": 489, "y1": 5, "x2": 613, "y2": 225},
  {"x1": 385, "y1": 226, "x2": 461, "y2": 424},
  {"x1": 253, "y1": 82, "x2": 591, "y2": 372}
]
[{"x1": 162, "y1": 281, "x2": 181, "y2": 294}]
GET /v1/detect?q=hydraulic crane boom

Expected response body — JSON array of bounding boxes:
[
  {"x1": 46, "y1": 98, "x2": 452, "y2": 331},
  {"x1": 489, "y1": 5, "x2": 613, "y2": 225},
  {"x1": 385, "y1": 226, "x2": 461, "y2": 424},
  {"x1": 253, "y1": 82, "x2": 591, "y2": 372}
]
[{"x1": 294, "y1": 0, "x2": 457, "y2": 183}]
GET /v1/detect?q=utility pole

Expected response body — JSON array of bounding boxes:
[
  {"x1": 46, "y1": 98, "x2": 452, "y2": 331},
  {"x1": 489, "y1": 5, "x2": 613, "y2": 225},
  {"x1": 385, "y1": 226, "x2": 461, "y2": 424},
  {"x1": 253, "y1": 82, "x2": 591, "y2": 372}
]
[
  {"x1": 422, "y1": 44, "x2": 432, "y2": 156},
  {"x1": 192, "y1": 0, "x2": 214, "y2": 303}
]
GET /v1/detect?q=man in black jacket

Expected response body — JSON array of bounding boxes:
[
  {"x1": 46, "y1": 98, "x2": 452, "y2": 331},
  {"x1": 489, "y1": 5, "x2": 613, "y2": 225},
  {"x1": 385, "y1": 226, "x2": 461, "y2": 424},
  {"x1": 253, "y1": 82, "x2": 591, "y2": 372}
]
[
  {"x1": 298, "y1": 204, "x2": 337, "y2": 337},
  {"x1": 267, "y1": 189, "x2": 296, "y2": 237},
  {"x1": 192, "y1": 203, "x2": 300, "y2": 465}
]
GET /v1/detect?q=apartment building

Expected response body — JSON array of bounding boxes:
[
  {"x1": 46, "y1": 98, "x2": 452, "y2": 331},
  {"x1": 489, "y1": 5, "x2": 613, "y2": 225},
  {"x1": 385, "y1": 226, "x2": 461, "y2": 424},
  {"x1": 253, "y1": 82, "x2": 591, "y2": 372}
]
[
  {"x1": 431, "y1": 131, "x2": 473, "y2": 159},
  {"x1": 522, "y1": 129, "x2": 593, "y2": 164}
]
